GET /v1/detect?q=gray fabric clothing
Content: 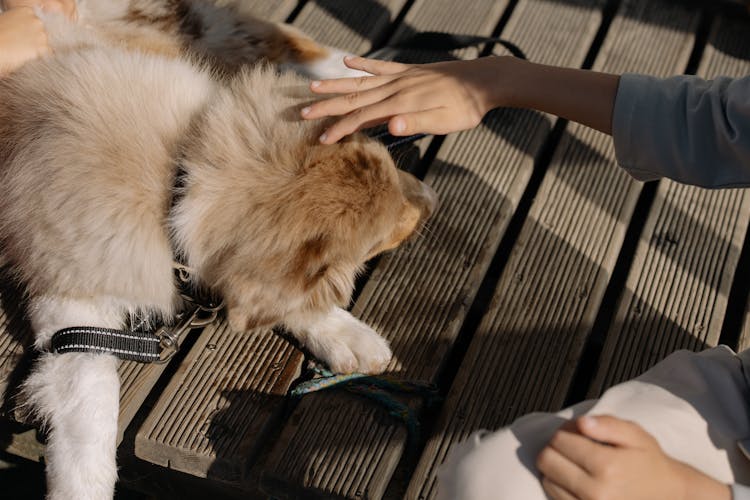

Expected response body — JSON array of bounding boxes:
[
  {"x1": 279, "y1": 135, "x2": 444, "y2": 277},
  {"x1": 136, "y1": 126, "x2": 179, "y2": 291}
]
[
  {"x1": 613, "y1": 73, "x2": 750, "y2": 188},
  {"x1": 437, "y1": 347, "x2": 750, "y2": 499},
  {"x1": 734, "y1": 483, "x2": 750, "y2": 500},
  {"x1": 613, "y1": 71, "x2": 750, "y2": 497}
]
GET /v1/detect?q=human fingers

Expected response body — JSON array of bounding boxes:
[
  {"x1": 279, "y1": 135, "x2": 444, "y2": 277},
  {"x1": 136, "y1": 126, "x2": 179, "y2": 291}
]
[
  {"x1": 577, "y1": 415, "x2": 656, "y2": 449},
  {"x1": 42, "y1": 0, "x2": 76, "y2": 20},
  {"x1": 8, "y1": 7, "x2": 47, "y2": 47},
  {"x1": 40, "y1": 0, "x2": 63, "y2": 14},
  {"x1": 537, "y1": 446, "x2": 593, "y2": 498},
  {"x1": 388, "y1": 107, "x2": 478, "y2": 136},
  {"x1": 541, "y1": 477, "x2": 579, "y2": 500},
  {"x1": 24, "y1": 8, "x2": 50, "y2": 55},
  {"x1": 57, "y1": 0, "x2": 76, "y2": 20},
  {"x1": 343, "y1": 56, "x2": 410, "y2": 76},
  {"x1": 317, "y1": 92, "x2": 426, "y2": 143},
  {"x1": 2, "y1": 0, "x2": 76, "y2": 20},
  {"x1": 309, "y1": 73, "x2": 394, "y2": 95},
  {"x1": 546, "y1": 427, "x2": 605, "y2": 474},
  {"x1": 0, "y1": 8, "x2": 49, "y2": 75},
  {"x1": 302, "y1": 83, "x2": 397, "y2": 119}
]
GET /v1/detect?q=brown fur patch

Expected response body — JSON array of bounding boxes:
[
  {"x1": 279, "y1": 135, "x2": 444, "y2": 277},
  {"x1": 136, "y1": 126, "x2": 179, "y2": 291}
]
[
  {"x1": 291, "y1": 235, "x2": 330, "y2": 289},
  {"x1": 279, "y1": 26, "x2": 330, "y2": 62}
]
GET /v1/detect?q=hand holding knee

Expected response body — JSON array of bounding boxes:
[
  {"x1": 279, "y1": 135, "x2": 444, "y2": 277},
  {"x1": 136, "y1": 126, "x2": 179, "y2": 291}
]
[{"x1": 537, "y1": 415, "x2": 731, "y2": 500}]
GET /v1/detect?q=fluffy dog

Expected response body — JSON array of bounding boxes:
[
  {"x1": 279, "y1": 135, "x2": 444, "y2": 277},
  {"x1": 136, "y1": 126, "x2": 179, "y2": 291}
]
[{"x1": 0, "y1": 4, "x2": 436, "y2": 499}]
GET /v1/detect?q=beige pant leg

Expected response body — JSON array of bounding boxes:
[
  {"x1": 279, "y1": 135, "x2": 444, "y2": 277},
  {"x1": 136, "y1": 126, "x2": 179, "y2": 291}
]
[
  {"x1": 437, "y1": 346, "x2": 750, "y2": 500},
  {"x1": 436, "y1": 400, "x2": 596, "y2": 500}
]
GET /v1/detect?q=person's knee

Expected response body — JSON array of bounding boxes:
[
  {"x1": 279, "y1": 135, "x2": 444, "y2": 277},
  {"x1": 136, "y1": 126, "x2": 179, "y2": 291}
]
[{"x1": 436, "y1": 428, "x2": 547, "y2": 500}]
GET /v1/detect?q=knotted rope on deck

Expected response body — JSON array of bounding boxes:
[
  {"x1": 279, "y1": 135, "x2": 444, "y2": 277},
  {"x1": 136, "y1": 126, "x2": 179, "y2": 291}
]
[{"x1": 291, "y1": 364, "x2": 441, "y2": 441}]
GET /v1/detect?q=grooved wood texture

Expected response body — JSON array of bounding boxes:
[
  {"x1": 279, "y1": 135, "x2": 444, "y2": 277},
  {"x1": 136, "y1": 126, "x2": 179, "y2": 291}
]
[
  {"x1": 405, "y1": 1, "x2": 699, "y2": 498},
  {"x1": 135, "y1": 321, "x2": 301, "y2": 483},
  {"x1": 742, "y1": 300, "x2": 750, "y2": 351},
  {"x1": 116, "y1": 359, "x2": 172, "y2": 442},
  {"x1": 233, "y1": 0, "x2": 299, "y2": 22},
  {"x1": 260, "y1": 1, "x2": 609, "y2": 498},
  {"x1": 589, "y1": 14, "x2": 750, "y2": 395},
  {"x1": 293, "y1": 0, "x2": 408, "y2": 53},
  {"x1": 0, "y1": 269, "x2": 32, "y2": 417}
]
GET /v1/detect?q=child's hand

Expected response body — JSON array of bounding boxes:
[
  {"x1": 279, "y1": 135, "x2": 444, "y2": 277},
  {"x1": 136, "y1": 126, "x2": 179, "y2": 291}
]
[
  {"x1": 301, "y1": 56, "x2": 504, "y2": 144},
  {"x1": 2, "y1": 0, "x2": 77, "y2": 20},
  {"x1": 537, "y1": 415, "x2": 731, "y2": 500},
  {"x1": 0, "y1": 7, "x2": 50, "y2": 76}
]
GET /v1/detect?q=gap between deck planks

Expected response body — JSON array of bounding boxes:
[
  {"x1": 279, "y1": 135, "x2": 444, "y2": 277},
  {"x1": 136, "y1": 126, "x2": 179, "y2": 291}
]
[
  {"x1": 405, "y1": 0, "x2": 703, "y2": 498},
  {"x1": 259, "y1": 0, "x2": 610, "y2": 498},
  {"x1": 588, "y1": 13, "x2": 750, "y2": 395},
  {"x1": 743, "y1": 297, "x2": 750, "y2": 351},
  {"x1": 132, "y1": 0, "x2": 411, "y2": 488}
]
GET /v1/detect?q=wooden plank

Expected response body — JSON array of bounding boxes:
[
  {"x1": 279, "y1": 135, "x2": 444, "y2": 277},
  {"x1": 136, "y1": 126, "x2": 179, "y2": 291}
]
[
  {"x1": 405, "y1": 1, "x2": 700, "y2": 499},
  {"x1": 589, "y1": 13, "x2": 750, "y2": 395},
  {"x1": 742, "y1": 299, "x2": 750, "y2": 351},
  {"x1": 231, "y1": 0, "x2": 300, "y2": 23},
  {"x1": 0, "y1": 267, "x2": 40, "y2": 462},
  {"x1": 293, "y1": 0, "x2": 408, "y2": 53},
  {"x1": 135, "y1": 321, "x2": 301, "y2": 483},
  {"x1": 115, "y1": 358, "x2": 175, "y2": 443},
  {"x1": 0, "y1": 267, "x2": 32, "y2": 419},
  {"x1": 259, "y1": 1, "x2": 609, "y2": 498}
]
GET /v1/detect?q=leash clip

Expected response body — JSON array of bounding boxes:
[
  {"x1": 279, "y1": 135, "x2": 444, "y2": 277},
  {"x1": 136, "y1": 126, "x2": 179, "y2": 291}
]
[{"x1": 156, "y1": 298, "x2": 224, "y2": 364}]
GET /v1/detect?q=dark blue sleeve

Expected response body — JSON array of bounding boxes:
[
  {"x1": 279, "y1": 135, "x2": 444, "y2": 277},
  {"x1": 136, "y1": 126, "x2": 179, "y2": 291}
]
[{"x1": 612, "y1": 73, "x2": 750, "y2": 188}]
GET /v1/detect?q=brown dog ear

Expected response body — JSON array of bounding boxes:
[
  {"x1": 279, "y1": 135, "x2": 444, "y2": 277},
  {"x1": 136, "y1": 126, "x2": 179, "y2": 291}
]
[
  {"x1": 291, "y1": 235, "x2": 331, "y2": 291},
  {"x1": 287, "y1": 235, "x2": 356, "y2": 309}
]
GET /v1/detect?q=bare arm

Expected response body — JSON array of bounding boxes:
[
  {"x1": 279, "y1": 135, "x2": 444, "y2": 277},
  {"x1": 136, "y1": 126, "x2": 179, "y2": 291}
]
[
  {"x1": 498, "y1": 56, "x2": 619, "y2": 135},
  {"x1": 301, "y1": 55, "x2": 619, "y2": 144}
]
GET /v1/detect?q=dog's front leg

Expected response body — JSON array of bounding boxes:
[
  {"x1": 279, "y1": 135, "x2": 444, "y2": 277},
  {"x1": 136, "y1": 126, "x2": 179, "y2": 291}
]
[
  {"x1": 284, "y1": 306, "x2": 392, "y2": 375},
  {"x1": 23, "y1": 296, "x2": 123, "y2": 500},
  {"x1": 25, "y1": 352, "x2": 120, "y2": 500}
]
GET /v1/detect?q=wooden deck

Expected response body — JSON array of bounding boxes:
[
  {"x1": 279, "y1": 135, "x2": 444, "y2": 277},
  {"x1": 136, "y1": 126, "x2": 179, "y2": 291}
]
[{"x1": 3, "y1": 0, "x2": 750, "y2": 498}]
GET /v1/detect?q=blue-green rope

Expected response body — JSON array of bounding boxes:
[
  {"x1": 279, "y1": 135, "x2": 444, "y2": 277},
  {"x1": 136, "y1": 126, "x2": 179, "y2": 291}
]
[{"x1": 291, "y1": 364, "x2": 440, "y2": 441}]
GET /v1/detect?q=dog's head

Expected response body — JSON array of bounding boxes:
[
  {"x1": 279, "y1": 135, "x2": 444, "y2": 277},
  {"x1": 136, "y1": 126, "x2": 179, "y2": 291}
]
[{"x1": 174, "y1": 68, "x2": 436, "y2": 331}]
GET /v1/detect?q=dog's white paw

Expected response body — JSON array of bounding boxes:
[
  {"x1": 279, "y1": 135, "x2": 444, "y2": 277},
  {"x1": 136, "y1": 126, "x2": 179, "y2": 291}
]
[
  {"x1": 305, "y1": 308, "x2": 391, "y2": 374},
  {"x1": 295, "y1": 49, "x2": 371, "y2": 80}
]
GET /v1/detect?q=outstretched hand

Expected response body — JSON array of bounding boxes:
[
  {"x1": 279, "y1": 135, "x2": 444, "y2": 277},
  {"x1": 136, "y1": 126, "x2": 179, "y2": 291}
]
[
  {"x1": 537, "y1": 415, "x2": 731, "y2": 500},
  {"x1": 301, "y1": 56, "x2": 503, "y2": 144},
  {"x1": 2, "y1": 0, "x2": 77, "y2": 20},
  {"x1": 0, "y1": 7, "x2": 50, "y2": 76}
]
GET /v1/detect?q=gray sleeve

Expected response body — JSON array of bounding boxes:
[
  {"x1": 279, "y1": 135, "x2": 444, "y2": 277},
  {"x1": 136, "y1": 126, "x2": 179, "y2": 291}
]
[
  {"x1": 733, "y1": 483, "x2": 750, "y2": 499},
  {"x1": 612, "y1": 73, "x2": 750, "y2": 188}
]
